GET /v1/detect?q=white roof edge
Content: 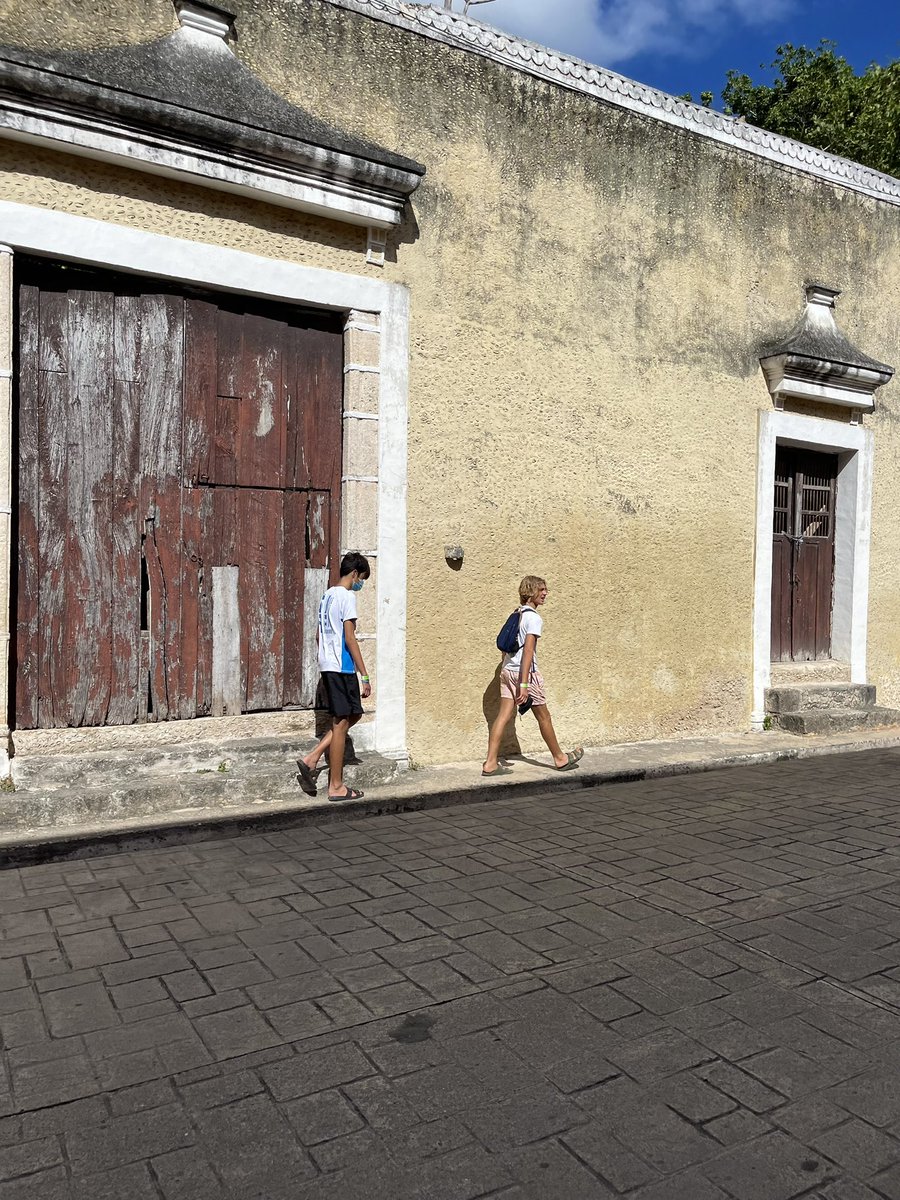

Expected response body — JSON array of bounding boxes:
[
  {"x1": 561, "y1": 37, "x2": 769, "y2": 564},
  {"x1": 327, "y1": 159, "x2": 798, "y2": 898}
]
[{"x1": 324, "y1": 0, "x2": 900, "y2": 209}]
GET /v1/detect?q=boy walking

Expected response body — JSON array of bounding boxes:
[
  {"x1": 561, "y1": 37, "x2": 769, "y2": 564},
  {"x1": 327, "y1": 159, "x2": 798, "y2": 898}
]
[
  {"x1": 482, "y1": 575, "x2": 583, "y2": 776},
  {"x1": 298, "y1": 552, "x2": 372, "y2": 801}
]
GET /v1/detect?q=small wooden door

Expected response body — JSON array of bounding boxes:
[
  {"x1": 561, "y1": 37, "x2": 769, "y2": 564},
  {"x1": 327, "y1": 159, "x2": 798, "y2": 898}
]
[
  {"x1": 771, "y1": 447, "x2": 837, "y2": 662},
  {"x1": 14, "y1": 259, "x2": 343, "y2": 728}
]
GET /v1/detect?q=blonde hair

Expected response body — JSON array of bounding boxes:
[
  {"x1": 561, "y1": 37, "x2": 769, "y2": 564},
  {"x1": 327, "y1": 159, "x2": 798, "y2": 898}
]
[{"x1": 519, "y1": 575, "x2": 546, "y2": 606}]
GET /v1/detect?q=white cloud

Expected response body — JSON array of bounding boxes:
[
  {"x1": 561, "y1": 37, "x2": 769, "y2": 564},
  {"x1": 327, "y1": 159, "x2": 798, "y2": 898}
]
[{"x1": 431, "y1": 0, "x2": 793, "y2": 68}]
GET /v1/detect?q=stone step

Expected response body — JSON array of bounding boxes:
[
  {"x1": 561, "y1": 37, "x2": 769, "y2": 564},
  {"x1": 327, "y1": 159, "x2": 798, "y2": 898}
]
[
  {"x1": 771, "y1": 706, "x2": 900, "y2": 736},
  {"x1": 1, "y1": 743, "x2": 401, "y2": 833},
  {"x1": 766, "y1": 684, "x2": 876, "y2": 714},
  {"x1": 769, "y1": 660, "x2": 851, "y2": 685}
]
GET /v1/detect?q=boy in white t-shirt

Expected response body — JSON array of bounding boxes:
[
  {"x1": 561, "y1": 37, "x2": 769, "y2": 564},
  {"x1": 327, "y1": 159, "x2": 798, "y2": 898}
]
[
  {"x1": 297, "y1": 552, "x2": 372, "y2": 801},
  {"x1": 482, "y1": 575, "x2": 583, "y2": 776}
]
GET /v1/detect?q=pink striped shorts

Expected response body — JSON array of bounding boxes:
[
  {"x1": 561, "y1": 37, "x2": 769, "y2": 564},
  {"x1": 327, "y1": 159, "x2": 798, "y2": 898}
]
[{"x1": 499, "y1": 667, "x2": 547, "y2": 706}]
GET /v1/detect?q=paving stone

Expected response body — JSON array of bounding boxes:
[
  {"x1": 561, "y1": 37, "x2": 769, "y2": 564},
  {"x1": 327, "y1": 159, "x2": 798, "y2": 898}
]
[
  {"x1": 657, "y1": 1071, "x2": 737, "y2": 1122},
  {"x1": 629, "y1": 1169, "x2": 732, "y2": 1199},
  {"x1": 696, "y1": 1060, "x2": 788, "y2": 1113},
  {"x1": 827, "y1": 1068, "x2": 900, "y2": 1126},
  {"x1": 870, "y1": 1163, "x2": 900, "y2": 1199},
  {"x1": 606, "y1": 1028, "x2": 714, "y2": 1082},
  {"x1": 809, "y1": 1117, "x2": 900, "y2": 1175},
  {"x1": 283, "y1": 1088, "x2": 365, "y2": 1143},
  {"x1": 260, "y1": 1041, "x2": 375, "y2": 1100},
  {"x1": 701, "y1": 1130, "x2": 830, "y2": 1199},
  {"x1": 502, "y1": 1141, "x2": 617, "y2": 1199},
  {"x1": 563, "y1": 1123, "x2": 660, "y2": 1191},
  {"x1": 193, "y1": 1094, "x2": 317, "y2": 1194},
  {"x1": 41, "y1": 981, "x2": 118, "y2": 1037},
  {"x1": 703, "y1": 1107, "x2": 772, "y2": 1145},
  {"x1": 11, "y1": 1053, "x2": 99, "y2": 1110},
  {"x1": 741, "y1": 1047, "x2": 836, "y2": 1099},
  {"x1": 61, "y1": 929, "x2": 130, "y2": 969},
  {"x1": 192, "y1": 1005, "x2": 282, "y2": 1059},
  {"x1": 66, "y1": 1103, "x2": 195, "y2": 1173},
  {"x1": 0, "y1": 1136, "x2": 63, "y2": 1181},
  {"x1": 151, "y1": 1147, "x2": 227, "y2": 1200},
  {"x1": 587, "y1": 1076, "x2": 716, "y2": 1173}
]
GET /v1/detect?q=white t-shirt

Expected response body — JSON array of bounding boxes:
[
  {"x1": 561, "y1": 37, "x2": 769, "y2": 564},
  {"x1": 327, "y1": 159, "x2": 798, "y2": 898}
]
[
  {"x1": 504, "y1": 606, "x2": 541, "y2": 674},
  {"x1": 317, "y1": 586, "x2": 358, "y2": 673}
]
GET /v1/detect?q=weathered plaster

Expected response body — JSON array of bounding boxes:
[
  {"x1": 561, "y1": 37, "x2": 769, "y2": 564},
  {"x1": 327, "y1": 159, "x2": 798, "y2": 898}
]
[{"x1": 3, "y1": 0, "x2": 900, "y2": 764}]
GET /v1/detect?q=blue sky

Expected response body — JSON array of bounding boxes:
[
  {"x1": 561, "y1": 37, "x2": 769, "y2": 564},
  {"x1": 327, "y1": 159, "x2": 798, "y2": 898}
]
[{"x1": 450, "y1": 0, "x2": 900, "y2": 106}]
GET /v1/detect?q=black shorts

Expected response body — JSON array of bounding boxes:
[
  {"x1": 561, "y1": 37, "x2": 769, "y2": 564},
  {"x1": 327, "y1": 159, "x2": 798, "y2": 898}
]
[{"x1": 318, "y1": 672, "x2": 363, "y2": 719}]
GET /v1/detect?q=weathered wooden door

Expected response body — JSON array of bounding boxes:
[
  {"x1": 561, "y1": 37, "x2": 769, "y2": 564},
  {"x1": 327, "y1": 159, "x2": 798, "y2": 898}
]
[
  {"x1": 14, "y1": 259, "x2": 343, "y2": 728},
  {"x1": 771, "y1": 447, "x2": 837, "y2": 662}
]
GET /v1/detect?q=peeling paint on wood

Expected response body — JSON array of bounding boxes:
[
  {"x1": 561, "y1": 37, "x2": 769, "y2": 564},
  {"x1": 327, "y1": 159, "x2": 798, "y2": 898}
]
[
  {"x1": 211, "y1": 565, "x2": 241, "y2": 716},
  {"x1": 14, "y1": 260, "x2": 343, "y2": 728}
]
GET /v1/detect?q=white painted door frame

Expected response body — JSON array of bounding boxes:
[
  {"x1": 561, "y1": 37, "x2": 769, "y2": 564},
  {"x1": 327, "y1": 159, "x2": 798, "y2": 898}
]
[
  {"x1": 0, "y1": 200, "x2": 409, "y2": 760},
  {"x1": 751, "y1": 408, "x2": 873, "y2": 727}
]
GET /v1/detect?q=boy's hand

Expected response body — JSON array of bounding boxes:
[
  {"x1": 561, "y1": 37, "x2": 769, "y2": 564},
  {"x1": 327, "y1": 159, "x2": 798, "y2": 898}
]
[
  {"x1": 516, "y1": 683, "x2": 528, "y2": 704},
  {"x1": 361, "y1": 681, "x2": 372, "y2": 699}
]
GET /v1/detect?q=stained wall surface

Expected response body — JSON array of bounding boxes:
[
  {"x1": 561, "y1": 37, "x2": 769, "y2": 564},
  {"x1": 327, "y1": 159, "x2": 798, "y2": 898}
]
[{"x1": 3, "y1": 0, "x2": 900, "y2": 763}]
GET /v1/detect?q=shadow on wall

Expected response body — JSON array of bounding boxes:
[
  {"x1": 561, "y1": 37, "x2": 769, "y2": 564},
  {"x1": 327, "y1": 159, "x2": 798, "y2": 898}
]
[
  {"x1": 482, "y1": 662, "x2": 521, "y2": 759},
  {"x1": 385, "y1": 203, "x2": 421, "y2": 263}
]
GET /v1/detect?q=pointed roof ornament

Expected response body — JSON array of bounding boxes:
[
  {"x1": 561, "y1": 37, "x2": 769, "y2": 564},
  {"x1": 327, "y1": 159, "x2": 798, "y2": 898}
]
[{"x1": 760, "y1": 284, "x2": 894, "y2": 411}]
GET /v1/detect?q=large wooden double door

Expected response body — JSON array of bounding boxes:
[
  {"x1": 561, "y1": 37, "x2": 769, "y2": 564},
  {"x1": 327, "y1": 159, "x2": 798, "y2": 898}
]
[
  {"x1": 14, "y1": 259, "x2": 343, "y2": 728},
  {"x1": 771, "y1": 447, "x2": 837, "y2": 663}
]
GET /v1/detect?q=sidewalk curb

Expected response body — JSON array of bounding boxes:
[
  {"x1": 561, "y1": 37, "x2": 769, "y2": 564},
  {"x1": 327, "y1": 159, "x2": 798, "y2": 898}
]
[{"x1": 2, "y1": 733, "x2": 900, "y2": 869}]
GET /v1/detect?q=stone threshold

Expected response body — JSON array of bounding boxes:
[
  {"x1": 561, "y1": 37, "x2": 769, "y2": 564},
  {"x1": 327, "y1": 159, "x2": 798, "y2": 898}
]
[{"x1": 3, "y1": 725, "x2": 900, "y2": 868}]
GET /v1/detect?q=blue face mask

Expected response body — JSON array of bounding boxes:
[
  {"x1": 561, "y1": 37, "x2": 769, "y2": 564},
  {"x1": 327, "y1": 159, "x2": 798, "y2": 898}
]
[{"x1": 351, "y1": 580, "x2": 365, "y2": 593}]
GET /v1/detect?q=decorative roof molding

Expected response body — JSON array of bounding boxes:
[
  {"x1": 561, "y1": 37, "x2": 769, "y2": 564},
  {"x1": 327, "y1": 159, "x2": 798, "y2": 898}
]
[
  {"x1": 175, "y1": 0, "x2": 235, "y2": 41},
  {"x1": 326, "y1": 0, "x2": 900, "y2": 209},
  {"x1": 0, "y1": 20, "x2": 424, "y2": 228},
  {"x1": 760, "y1": 285, "x2": 895, "y2": 411}
]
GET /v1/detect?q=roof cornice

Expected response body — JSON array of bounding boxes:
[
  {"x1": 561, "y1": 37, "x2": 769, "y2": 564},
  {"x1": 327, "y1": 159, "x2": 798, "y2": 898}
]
[{"x1": 326, "y1": 0, "x2": 900, "y2": 209}]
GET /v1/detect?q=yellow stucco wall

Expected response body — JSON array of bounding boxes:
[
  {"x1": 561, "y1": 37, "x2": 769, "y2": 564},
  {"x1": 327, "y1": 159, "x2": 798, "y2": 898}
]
[{"x1": 3, "y1": 0, "x2": 900, "y2": 763}]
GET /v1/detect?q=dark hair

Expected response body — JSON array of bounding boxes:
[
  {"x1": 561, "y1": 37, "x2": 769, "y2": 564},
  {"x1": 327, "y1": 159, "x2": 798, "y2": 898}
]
[{"x1": 340, "y1": 551, "x2": 370, "y2": 578}]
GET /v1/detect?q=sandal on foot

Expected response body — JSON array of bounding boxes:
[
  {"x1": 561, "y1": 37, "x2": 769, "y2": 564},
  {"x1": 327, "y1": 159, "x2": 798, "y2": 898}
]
[
  {"x1": 554, "y1": 748, "x2": 584, "y2": 771},
  {"x1": 328, "y1": 786, "x2": 364, "y2": 802},
  {"x1": 481, "y1": 764, "x2": 513, "y2": 777},
  {"x1": 297, "y1": 761, "x2": 318, "y2": 796}
]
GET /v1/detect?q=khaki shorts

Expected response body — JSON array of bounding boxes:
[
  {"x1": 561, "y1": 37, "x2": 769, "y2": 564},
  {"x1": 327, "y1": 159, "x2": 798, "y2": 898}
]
[{"x1": 500, "y1": 667, "x2": 547, "y2": 706}]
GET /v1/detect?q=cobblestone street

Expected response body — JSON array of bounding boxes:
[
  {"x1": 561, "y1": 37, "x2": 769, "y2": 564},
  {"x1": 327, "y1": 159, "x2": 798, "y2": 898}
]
[{"x1": 4, "y1": 749, "x2": 900, "y2": 1198}]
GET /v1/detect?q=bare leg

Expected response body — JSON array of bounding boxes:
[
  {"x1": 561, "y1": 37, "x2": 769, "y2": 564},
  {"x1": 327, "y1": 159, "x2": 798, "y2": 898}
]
[
  {"x1": 483, "y1": 697, "x2": 517, "y2": 772},
  {"x1": 302, "y1": 728, "x2": 332, "y2": 772},
  {"x1": 328, "y1": 713, "x2": 362, "y2": 797},
  {"x1": 303, "y1": 712, "x2": 362, "y2": 774},
  {"x1": 533, "y1": 705, "x2": 568, "y2": 767}
]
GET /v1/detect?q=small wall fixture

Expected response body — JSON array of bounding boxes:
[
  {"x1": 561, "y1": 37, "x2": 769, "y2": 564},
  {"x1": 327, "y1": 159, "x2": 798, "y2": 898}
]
[
  {"x1": 759, "y1": 284, "x2": 894, "y2": 411},
  {"x1": 444, "y1": 545, "x2": 464, "y2": 570}
]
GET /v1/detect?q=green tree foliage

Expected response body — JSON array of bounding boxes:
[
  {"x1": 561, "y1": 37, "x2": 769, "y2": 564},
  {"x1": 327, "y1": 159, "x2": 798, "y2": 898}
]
[{"x1": 689, "y1": 41, "x2": 900, "y2": 178}]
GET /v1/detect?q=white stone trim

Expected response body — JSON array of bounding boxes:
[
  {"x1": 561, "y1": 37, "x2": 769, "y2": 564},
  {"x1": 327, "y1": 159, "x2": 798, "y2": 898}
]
[
  {"x1": 329, "y1": 0, "x2": 900, "y2": 208},
  {"x1": 0, "y1": 239, "x2": 12, "y2": 770},
  {"x1": 176, "y1": 0, "x2": 234, "y2": 39},
  {"x1": 752, "y1": 410, "x2": 873, "y2": 727},
  {"x1": 0, "y1": 200, "x2": 408, "y2": 758},
  {"x1": 0, "y1": 102, "x2": 411, "y2": 229}
]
